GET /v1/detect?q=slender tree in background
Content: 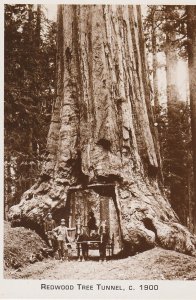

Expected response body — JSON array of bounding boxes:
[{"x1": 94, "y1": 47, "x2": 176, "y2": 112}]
[
  {"x1": 8, "y1": 5, "x2": 195, "y2": 255},
  {"x1": 163, "y1": 7, "x2": 181, "y2": 216},
  {"x1": 164, "y1": 6, "x2": 179, "y2": 109},
  {"x1": 35, "y1": 4, "x2": 41, "y2": 49},
  {"x1": 187, "y1": 5, "x2": 196, "y2": 233},
  {"x1": 151, "y1": 7, "x2": 160, "y2": 122},
  {"x1": 144, "y1": 5, "x2": 161, "y2": 122}
]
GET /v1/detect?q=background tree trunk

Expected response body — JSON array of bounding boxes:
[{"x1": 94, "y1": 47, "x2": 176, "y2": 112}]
[
  {"x1": 151, "y1": 7, "x2": 159, "y2": 122},
  {"x1": 8, "y1": 5, "x2": 196, "y2": 255},
  {"x1": 4, "y1": 155, "x2": 11, "y2": 220},
  {"x1": 164, "y1": 19, "x2": 182, "y2": 217},
  {"x1": 187, "y1": 5, "x2": 196, "y2": 234},
  {"x1": 165, "y1": 31, "x2": 179, "y2": 108}
]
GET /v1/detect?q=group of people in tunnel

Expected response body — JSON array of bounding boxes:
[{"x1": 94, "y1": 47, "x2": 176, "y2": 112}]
[{"x1": 44, "y1": 210, "x2": 111, "y2": 262}]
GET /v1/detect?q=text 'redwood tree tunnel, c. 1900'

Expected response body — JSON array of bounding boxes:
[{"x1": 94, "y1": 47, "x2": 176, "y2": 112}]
[{"x1": 8, "y1": 5, "x2": 196, "y2": 256}]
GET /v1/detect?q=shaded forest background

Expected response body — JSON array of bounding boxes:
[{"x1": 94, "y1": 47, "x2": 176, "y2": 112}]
[{"x1": 4, "y1": 4, "x2": 195, "y2": 233}]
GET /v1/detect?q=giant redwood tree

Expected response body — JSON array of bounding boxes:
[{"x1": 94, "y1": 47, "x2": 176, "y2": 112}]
[{"x1": 8, "y1": 5, "x2": 196, "y2": 255}]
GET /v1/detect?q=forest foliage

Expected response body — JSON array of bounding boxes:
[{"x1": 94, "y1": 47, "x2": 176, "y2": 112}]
[
  {"x1": 144, "y1": 4, "x2": 194, "y2": 230},
  {"x1": 4, "y1": 4, "x2": 56, "y2": 207}
]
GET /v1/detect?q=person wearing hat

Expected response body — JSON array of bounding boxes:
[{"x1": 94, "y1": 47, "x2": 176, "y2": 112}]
[
  {"x1": 53, "y1": 219, "x2": 71, "y2": 261},
  {"x1": 76, "y1": 226, "x2": 89, "y2": 261},
  {"x1": 44, "y1": 213, "x2": 56, "y2": 249},
  {"x1": 87, "y1": 211, "x2": 97, "y2": 235}
]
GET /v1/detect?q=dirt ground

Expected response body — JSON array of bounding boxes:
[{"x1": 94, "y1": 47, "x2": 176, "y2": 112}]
[
  {"x1": 4, "y1": 247, "x2": 196, "y2": 280},
  {"x1": 4, "y1": 221, "x2": 196, "y2": 280},
  {"x1": 4, "y1": 221, "x2": 46, "y2": 269}
]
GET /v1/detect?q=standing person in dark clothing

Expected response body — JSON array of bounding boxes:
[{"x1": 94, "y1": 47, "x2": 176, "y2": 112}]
[
  {"x1": 99, "y1": 220, "x2": 109, "y2": 262},
  {"x1": 75, "y1": 213, "x2": 82, "y2": 241},
  {"x1": 87, "y1": 211, "x2": 97, "y2": 235},
  {"x1": 44, "y1": 213, "x2": 56, "y2": 249},
  {"x1": 77, "y1": 227, "x2": 89, "y2": 261}
]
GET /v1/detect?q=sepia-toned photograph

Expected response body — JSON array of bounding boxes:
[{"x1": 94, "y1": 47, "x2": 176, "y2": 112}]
[{"x1": 3, "y1": 2, "x2": 196, "y2": 284}]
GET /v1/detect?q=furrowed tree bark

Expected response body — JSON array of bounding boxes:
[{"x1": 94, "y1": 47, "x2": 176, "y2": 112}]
[
  {"x1": 187, "y1": 5, "x2": 196, "y2": 234},
  {"x1": 8, "y1": 5, "x2": 196, "y2": 255}
]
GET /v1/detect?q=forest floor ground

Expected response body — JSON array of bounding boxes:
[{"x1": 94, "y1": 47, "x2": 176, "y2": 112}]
[
  {"x1": 4, "y1": 222, "x2": 196, "y2": 280},
  {"x1": 4, "y1": 247, "x2": 196, "y2": 280}
]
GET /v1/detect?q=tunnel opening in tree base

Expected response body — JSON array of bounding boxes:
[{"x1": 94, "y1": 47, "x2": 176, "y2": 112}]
[{"x1": 61, "y1": 184, "x2": 123, "y2": 255}]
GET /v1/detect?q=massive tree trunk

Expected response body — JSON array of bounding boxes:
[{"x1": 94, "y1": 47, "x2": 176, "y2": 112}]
[
  {"x1": 8, "y1": 5, "x2": 196, "y2": 255},
  {"x1": 187, "y1": 5, "x2": 196, "y2": 234}
]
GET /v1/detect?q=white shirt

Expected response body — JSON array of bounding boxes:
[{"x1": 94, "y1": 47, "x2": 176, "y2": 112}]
[{"x1": 54, "y1": 225, "x2": 68, "y2": 241}]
